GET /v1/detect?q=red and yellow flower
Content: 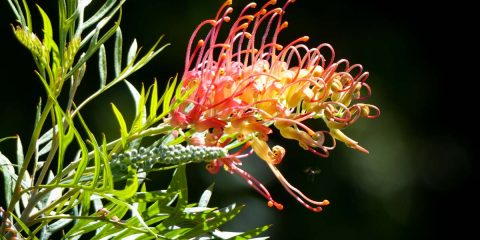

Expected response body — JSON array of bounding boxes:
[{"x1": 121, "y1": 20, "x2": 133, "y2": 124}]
[{"x1": 169, "y1": 0, "x2": 380, "y2": 212}]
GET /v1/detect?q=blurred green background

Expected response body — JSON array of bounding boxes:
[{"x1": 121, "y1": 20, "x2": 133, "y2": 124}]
[{"x1": 0, "y1": 0, "x2": 475, "y2": 239}]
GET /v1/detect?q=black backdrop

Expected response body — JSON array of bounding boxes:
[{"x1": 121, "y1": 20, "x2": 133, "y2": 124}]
[{"x1": 0, "y1": 0, "x2": 476, "y2": 239}]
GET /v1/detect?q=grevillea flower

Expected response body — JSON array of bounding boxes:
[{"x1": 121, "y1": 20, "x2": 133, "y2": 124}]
[{"x1": 169, "y1": 0, "x2": 380, "y2": 212}]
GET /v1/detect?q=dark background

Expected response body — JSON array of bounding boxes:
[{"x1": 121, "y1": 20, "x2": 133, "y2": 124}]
[{"x1": 0, "y1": 0, "x2": 476, "y2": 239}]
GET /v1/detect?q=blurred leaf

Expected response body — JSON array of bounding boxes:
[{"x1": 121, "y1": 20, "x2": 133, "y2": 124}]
[{"x1": 11, "y1": 212, "x2": 33, "y2": 237}]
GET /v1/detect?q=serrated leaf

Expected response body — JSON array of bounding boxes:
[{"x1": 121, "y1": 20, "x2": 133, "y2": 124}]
[{"x1": 99, "y1": 44, "x2": 107, "y2": 88}]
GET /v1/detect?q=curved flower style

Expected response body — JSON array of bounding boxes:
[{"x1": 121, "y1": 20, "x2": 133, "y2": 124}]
[{"x1": 169, "y1": 0, "x2": 380, "y2": 212}]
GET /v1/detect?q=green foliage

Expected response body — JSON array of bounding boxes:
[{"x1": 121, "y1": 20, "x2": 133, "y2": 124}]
[{"x1": 0, "y1": 0, "x2": 270, "y2": 239}]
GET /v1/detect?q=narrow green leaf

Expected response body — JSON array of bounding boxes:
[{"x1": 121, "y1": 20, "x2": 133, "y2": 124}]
[
  {"x1": 181, "y1": 204, "x2": 244, "y2": 239},
  {"x1": 114, "y1": 27, "x2": 123, "y2": 77},
  {"x1": 127, "y1": 39, "x2": 138, "y2": 65},
  {"x1": 68, "y1": 9, "x2": 122, "y2": 81},
  {"x1": 70, "y1": 119, "x2": 91, "y2": 186},
  {"x1": 149, "y1": 80, "x2": 158, "y2": 121},
  {"x1": 111, "y1": 103, "x2": 128, "y2": 148},
  {"x1": 100, "y1": 194, "x2": 156, "y2": 237},
  {"x1": 81, "y1": 0, "x2": 118, "y2": 30},
  {"x1": 137, "y1": 183, "x2": 148, "y2": 213},
  {"x1": 0, "y1": 152, "x2": 16, "y2": 206},
  {"x1": 110, "y1": 166, "x2": 139, "y2": 200},
  {"x1": 21, "y1": 0, "x2": 31, "y2": 30},
  {"x1": 34, "y1": 99, "x2": 43, "y2": 130},
  {"x1": 124, "y1": 80, "x2": 141, "y2": 118},
  {"x1": 99, "y1": 44, "x2": 107, "y2": 88},
  {"x1": 0, "y1": 136, "x2": 16, "y2": 144},
  {"x1": 162, "y1": 77, "x2": 177, "y2": 114},
  {"x1": 11, "y1": 212, "x2": 33, "y2": 237},
  {"x1": 54, "y1": 105, "x2": 75, "y2": 178},
  {"x1": 6, "y1": 0, "x2": 25, "y2": 26},
  {"x1": 36, "y1": 5, "x2": 54, "y2": 57},
  {"x1": 40, "y1": 218, "x2": 72, "y2": 240},
  {"x1": 169, "y1": 165, "x2": 188, "y2": 207},
  {"x1": 128, "y1": 190, "x2": 171, "y2": 204},
  {"x1": 234, "y1": 224, "x2": 272, "y2": 239},
  {"x1": 198, "y1": 183, "x2": 215, "y2": 208},
  {"x1": 128, "y1": 83, "x2": 147, "y2": 136}
]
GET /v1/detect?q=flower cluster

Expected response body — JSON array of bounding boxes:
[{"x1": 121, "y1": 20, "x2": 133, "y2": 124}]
[{"x1": 168, "y1": 0, "x2": 380, "y2": 212}]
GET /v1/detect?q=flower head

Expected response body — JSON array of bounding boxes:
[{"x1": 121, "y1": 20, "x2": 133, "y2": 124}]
[{"x1": 169, "y1": 0, "x2": 380, "y2": 212}]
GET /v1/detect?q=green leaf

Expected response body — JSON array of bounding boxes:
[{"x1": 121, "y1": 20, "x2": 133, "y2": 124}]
[
  {"x1": 124, "y1": 80, "x2": 142, "y2": 120},
  {"x1": 6, "y1": 0, "x2": 27, "y2": 27},
  {"x1": 37, "y1": 4, "x2": 58, "y2": 64},
  {"x1": 81, "y1": 0, "x2": 119, "y2": 31},
  {"x1": 109, "y1": 166, "x2": 139, "y2": 200},
  {"x1": 111, "y1": 103, "x2": 128, "y2": 148},
  {"x1": 233, "y1": 224, "x2": 272, "y2": 239},
  {"x1": 180, "y1": 204, "x2": 244, "y2": 239},
  {"x1": 162, "y1": 76, "x2": 178, "y2": 115},
  {"x1": 68, "y1": 8, "x2": 122, "y2": 81},
  {"x1": 148, "y1": 80, "x2": 158, "y2": 121},
  {"x1": 17, "y1": 136, "x2": 24, "y2": 172},
  {"x1": 128, "y1": 190, "x2": 171, "y2": 204},
  {"x1": 0, "y1": 152, "x2": 16, "y2": 206},
  {"x1": 99, "y1": 44, "x2": 107, "y2": 88},
  {"x1": 70, "y1": 114, "x2": 93, "y2": 186},
  {"x1": 114, "y1": 27, "x2": 123, "y2": 77},
  {"x1": 54, "y1": 105, "x2": 75, "y2": 177},
  {"x1": 11, "y1": 211, "x2": 34, "y2": 237},
  {"x1": 127, "y1": 39, "x2": 138, "y2": 65},
  {"x1": 127, "y1": 82, "x2": 147, "y2": 137},
  {"x1": 198, "y1": 183, "x2": 215, "y2": 208},
  {"x1": 169, "y1": 165, "x2": 188, "y2": 208},
  {"x1": 137, "y1": 183, "x2": 148, "y2": 213}
]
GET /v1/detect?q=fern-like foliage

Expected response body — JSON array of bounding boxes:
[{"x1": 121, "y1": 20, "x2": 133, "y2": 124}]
[{"x1": 0, "y1": 0, "x2": 269, "y2": 239}]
